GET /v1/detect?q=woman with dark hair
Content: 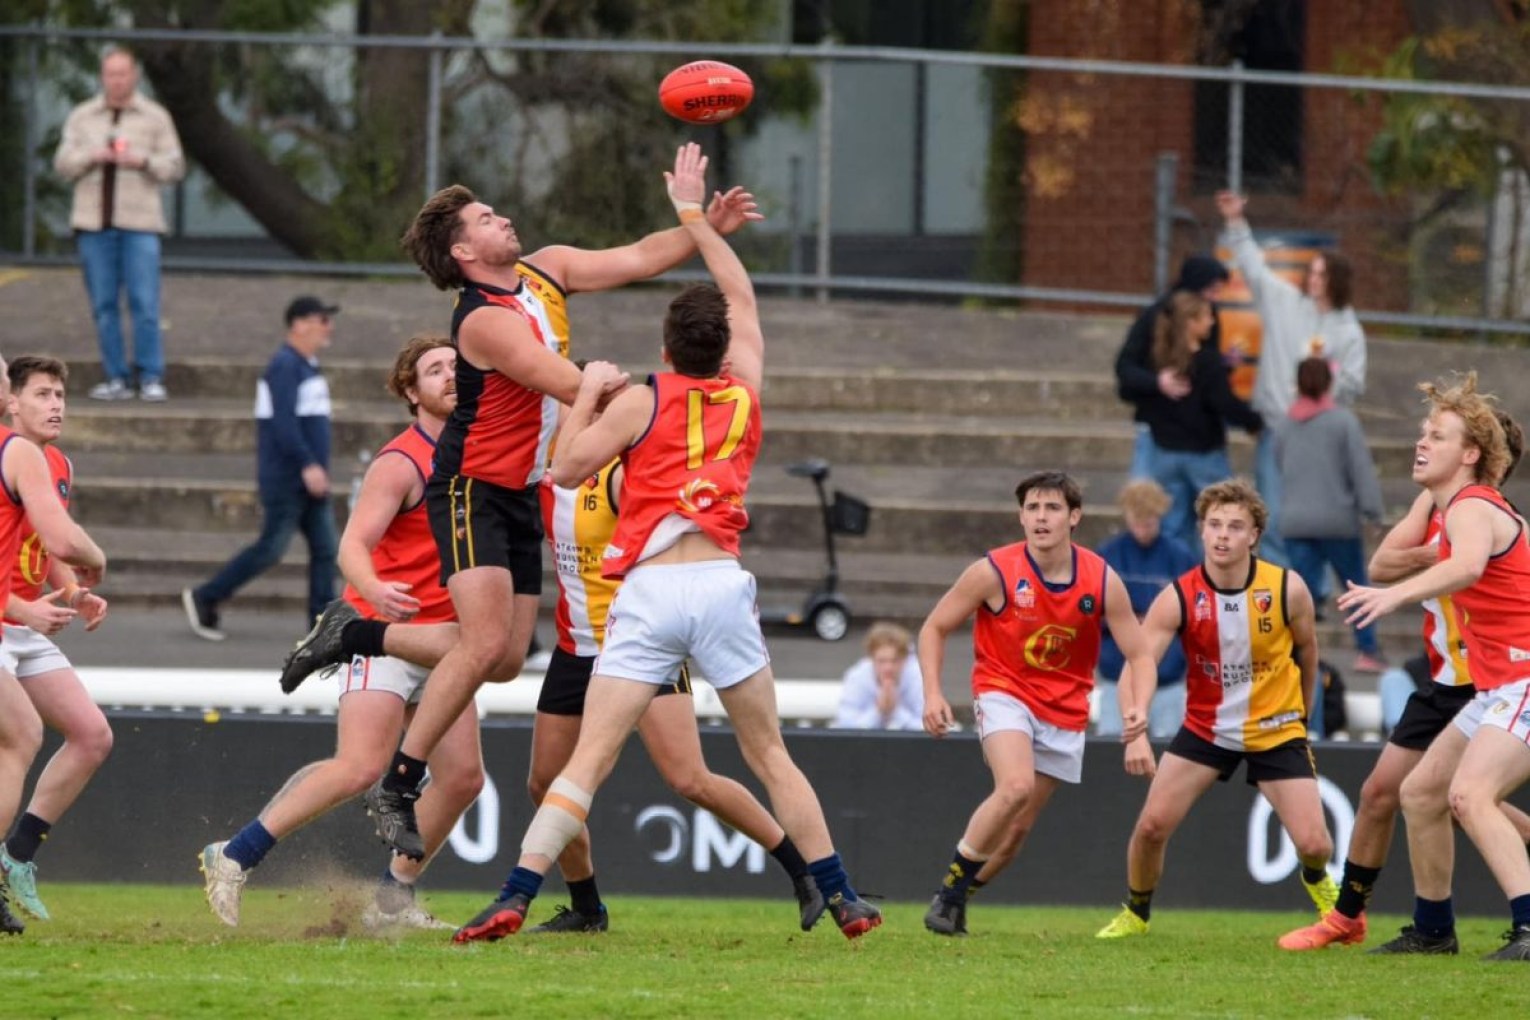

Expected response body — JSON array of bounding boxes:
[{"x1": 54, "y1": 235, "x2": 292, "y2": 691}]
[{"x1": 1137, "y1": 291, "x2": 1263, "y2": 550}]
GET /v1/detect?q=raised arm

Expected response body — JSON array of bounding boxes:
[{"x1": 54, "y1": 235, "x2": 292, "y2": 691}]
[
  {"x1": 526, "y1": 187, "x2": 761, "y2": 295},
  {"x1": 663, "y1": 143, "x2": 764, "y2": 393},
  {"x1": 1217, "y1": 191, "x2": 1299, "y2": 310}
]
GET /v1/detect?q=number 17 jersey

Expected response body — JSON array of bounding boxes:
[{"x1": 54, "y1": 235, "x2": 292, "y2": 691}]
[{"x1": 602, "y1": 373, "x2": 760, "y2": 580}]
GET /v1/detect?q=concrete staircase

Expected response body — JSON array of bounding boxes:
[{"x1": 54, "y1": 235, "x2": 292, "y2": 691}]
[
  {"x1": 5, "y1": 264, "x2": 1523, "y2": 669},
  {"x1": 60, "y1": 357, "x2": 1441, "y2": 660}
]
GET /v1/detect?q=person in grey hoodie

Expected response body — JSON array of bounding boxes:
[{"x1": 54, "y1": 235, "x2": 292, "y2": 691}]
[
  {"x1": 1274, "y1": 358, "x2": 1385, "y2": 671},
  {"x1": 1217, "y1": 191, "x2": 1367, "y2": 569}
]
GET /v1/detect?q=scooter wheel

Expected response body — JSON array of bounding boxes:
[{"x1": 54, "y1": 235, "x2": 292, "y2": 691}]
[{"x1": 811, "y1": 603, "x2": 849, "y2": 641}]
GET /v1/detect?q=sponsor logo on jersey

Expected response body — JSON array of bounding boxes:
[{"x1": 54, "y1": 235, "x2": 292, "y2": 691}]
[
  {"x1": 1014, "y1": 577, "x2": 1035, "y2": 609},
  {"x1": 1194, "y1": 590, "x2": 1212, "y2": 622}
]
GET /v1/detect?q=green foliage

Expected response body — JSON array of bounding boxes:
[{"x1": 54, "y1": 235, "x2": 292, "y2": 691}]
[
  {"x1": 974, "y1": 0, "x2": 1027, "y2": 287},
  {"x1": 15, "y1": 884, "x2": 1530, "y2": 1019},
  {"x1": 1365, "y1": 37, "x2": 1499, "y2": 198}
]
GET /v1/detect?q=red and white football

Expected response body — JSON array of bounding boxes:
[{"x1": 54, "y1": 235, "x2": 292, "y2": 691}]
[{"x1": 659, "y1": 60, "x2": 754, "y2": 124}]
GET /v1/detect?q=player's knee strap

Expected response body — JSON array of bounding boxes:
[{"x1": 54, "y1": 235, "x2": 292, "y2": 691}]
[{"x1": 521, "y1": 777, "x2": 593, "y2": 859}]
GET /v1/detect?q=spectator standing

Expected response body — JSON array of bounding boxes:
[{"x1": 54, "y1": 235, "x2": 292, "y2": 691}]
[
  {"x1": 1217, "y1": 190, "x2": 1367, "y2": 567},
  {"x1": 52, "y1": 47, "x2": 184, "y2": 402},
  {"x1": 1133, "y1": 291, "x2": 1263, "y2": 550},
  {"x1": 182, "y1": 296, "x2": 339, "y2": 639},
  {"x1": 832, "y1": 622, "x2": 924, "y2": 731},
  {"x1": 1094, "y1": 481, "x2": 1199, "y2": 741},
  {"x1": 1115, "y1": 254, "x2": 1231, "y2": 479},
  {"x1": 1275, "y1": 358, "x2": 1385, "y2": 672}
]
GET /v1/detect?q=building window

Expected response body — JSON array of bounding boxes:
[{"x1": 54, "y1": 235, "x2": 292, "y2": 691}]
[{"x1": 1193, "y1": 0, "x2": 1305, "y2": 194}]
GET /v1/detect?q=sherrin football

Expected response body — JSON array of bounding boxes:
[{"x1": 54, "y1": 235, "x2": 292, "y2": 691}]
[{"x1": 659, "y1": 60, "x2": 754, "y2": 124}]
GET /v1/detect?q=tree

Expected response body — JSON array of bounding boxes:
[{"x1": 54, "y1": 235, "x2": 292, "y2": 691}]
[{"x1": 22, "y1": 0, "x2": 806, "y2": 259}]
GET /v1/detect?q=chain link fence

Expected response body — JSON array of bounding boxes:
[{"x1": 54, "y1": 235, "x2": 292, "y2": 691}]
[{"x1": 6, "y1": 24, "x2": 1530, "y2": 338}]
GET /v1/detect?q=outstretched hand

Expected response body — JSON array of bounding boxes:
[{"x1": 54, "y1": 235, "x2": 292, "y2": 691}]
[
  {"x1": 1335, "y1": 579, "x2": 1401, "y2": 630},
  {"x1": 706, "y1": 186, "x2": 763, "y2": 236},
  {"x1": 663, "y1": 142, "x2": 708, "y2": 211}
]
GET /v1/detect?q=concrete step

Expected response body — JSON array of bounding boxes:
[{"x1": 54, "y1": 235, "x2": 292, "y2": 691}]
[
  {"x1": 64, "y1": 356, "x2": 1427, "y2": 435},
  {"x1": 65, "y1": 449, "x2": 1439, "y2": 557},
  {"x1": 86, "y1": 522, "x2": 1433, "y2": 656}
]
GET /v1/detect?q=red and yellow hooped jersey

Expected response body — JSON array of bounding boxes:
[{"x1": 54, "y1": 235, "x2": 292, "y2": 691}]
[
  {"x1": 602, "y1": 373, "x2": 761, "y2": 580},
  {"x1": 1176, "y1": 558, "x2": 1305, "y2": 751},
  {"x1": 437, "y1": 261, "x2": 570, "y2": 490},
  {"x1": 343, "y1": 425, "x2": 455, "y2": 625},
  {"x1": 971, "y1": 542, "x2": 1107, "y2": 732},
  {"x1": 1420, "y1": 508, "x2": 1470, "y2": 688},
  {"x1": 5, "y1": 443, "x2": 71, "y2": 614},
  {"x1": 0, "y1": 428, "x2": 33, "y2": 607},
  {"x1": 541, "y1": 461, "x2": 620, "y2": 655},
  {"x1": 1438, "y1": 484, "x2": 1530, "y2": 692}
]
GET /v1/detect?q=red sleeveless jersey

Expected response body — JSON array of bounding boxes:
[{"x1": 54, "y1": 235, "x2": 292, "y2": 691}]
[
  {"x1": 1438, "y1": 485, "x2": 1530, "y2": 692},
  {"x1": 602, "y1": 373, "x2": 761, "y2": 580},
  {"x1": 436, "y1": 263, "x2": 569, "y2": 490},
  {"x1": 971, "y1": 542, "x2": 1107, "y2": 732},
  {"x1": 0, "y1": 428, "x2": 34, "y2": 607},
  {"x1": 1176, "y1": 558, "x2": 1305, "y2": 751},
  {"x1": 343, "y1": 425, "x2": 455, "y2": 625},
  {"x1": 5, "y1": 444, "x2": 71, "y2": 615}
]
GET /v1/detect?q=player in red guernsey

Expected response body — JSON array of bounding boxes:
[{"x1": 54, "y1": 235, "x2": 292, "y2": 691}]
[
  {"x1": 341, "y1": 167, "x2": 761, "y2": 862},
  {"x1": 0, "y1": 357, "x2": 112, "y2": 926},
  {"x1": 1280, "y1": 409, "x2": 1530, "y2": 952},
  {"x1": 1099, "y1": 479, "x2": 1335, "y2": 941},
  {"x1": 453, "y1": 143, "x2": 880, "y2": 943},
  {"x1": 198, "y1": 337, "x2": 481, "y2": 930},
  {"x1": 917, "y1": 471, "x2": 1155, "y2": 936},
  {"x1": 0, "y1": 354, "x2": 106, "y2": 936},
  {"x1": 1338, "y1": 375, "x2": 1530, "y2": 960}
]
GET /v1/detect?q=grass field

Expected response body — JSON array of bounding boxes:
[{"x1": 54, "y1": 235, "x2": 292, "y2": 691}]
[{"x1": 3, "y1": 883, "x2": 1526, "y2": 1018}]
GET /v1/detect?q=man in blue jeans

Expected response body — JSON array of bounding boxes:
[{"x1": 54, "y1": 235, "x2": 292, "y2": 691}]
[
  {"x1": 53, "y1": 47, "x2": 185, "y2": 402},
  {"x1": 183, "y1": 296, "x2": 339, "y2": 640}
]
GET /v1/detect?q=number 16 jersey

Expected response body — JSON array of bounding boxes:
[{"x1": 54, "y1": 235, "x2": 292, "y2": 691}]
[{"x1": 603, "y1": 373, "x2": 760, "y2": 581}]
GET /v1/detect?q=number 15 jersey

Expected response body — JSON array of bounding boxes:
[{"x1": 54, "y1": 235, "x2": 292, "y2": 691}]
[
  {"x1": 1176, "y1": 558, "x2": 1305, "y2": 751},
  {"x1": 603, "y1": 373, "x2": 760, "y2": 580}
]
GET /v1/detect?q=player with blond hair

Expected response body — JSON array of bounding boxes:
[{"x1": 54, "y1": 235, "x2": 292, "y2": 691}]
[
  {"x1": 1280, "y1": 404, "x2": 1530, "y2": 952},
  {"x1": 1098, "y1": 478, "x2": 1336, "y2": 940},
  {"x1": 1336, "y1": 375, "x2": 1530, "y2": 961}
]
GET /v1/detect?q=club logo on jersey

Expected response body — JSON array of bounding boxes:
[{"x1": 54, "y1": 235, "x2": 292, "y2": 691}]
[
  {"x1": 1077, "y1": 594, "x2": 1096, "y2": 616},
  {"x1": 1023, "y1": 623, "x2": 1077, "y2": 672},
  {"x1": 1194, "y1": 590, "x2": 1212, "y2": 622},
  {"x1": 1014, "y1": 577, "x2": 1035, "y2": 609},
  {"x1": 678, "y1": 478, "x2": 721, "y2": 514},
  {"x1": 1252, "y1": 589, "x2": 1272, "y2": 615},
  {"x1": 585, "y1": 473, "x2": 601, "y2": 490}
]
